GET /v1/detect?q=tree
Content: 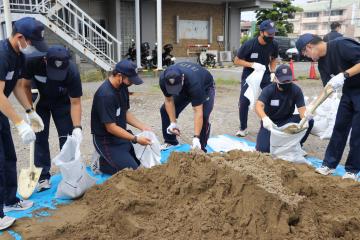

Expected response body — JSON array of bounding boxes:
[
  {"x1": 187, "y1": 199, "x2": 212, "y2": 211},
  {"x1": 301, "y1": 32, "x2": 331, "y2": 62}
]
[{"x1": 254, "y1": 0, "x2": 302, "y2": 36}]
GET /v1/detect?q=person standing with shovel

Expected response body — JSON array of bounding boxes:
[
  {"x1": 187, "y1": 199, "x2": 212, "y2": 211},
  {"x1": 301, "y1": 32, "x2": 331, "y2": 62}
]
[
  {"x1": 255, "y1": 64, "x2": 314, "y2": 153},
  {"x1": 296, "y1": 34, "x2": 360, "y2": 180},
  {"x1": 0, "y1": 17, "x2": 47, "y2": 230}
]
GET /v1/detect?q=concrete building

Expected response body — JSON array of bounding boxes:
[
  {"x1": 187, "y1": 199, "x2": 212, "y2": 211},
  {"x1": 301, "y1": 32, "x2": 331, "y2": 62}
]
[
  {"x1": 289, "y1": 0, "x2": 360, "y2": 41},
  {"x1": 0, "y1": 0, "x2": 280, "y2": 70}
]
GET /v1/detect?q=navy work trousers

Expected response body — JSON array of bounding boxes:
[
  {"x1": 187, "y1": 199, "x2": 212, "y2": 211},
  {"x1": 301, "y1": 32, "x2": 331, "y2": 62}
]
[
  {"x1": 0, "y1": 114, "x2": 19, "y2": 218},
  {"x1": 256, "y1": 114, "x2": 314, "y2": 153},
  {"x1": 239, "y1": 80, "x2": 271, "y2": 131},
  {"x1": 160, "y1": 86, "x2": 215, "y2": 152},
  {"x1": 34, "y1": 103, "x2": 73, "y2": 181},
  {"x1": 93, "y1": 135, "x2": 140, "y2": 175},
  {"x1": 323, "y1": 88, "x2": 360, "y2": 173}
]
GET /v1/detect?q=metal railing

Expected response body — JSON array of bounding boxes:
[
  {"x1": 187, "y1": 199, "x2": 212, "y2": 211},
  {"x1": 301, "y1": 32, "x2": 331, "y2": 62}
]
[{"x1": 0, "y1": 0, "x2": 121, "y2": 70}]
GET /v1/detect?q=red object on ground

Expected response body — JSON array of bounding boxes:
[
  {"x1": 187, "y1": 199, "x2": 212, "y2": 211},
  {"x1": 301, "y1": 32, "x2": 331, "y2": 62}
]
[
  {"x1": 289, "y1": 59, "x2": 296, "y2": 81},
  {"x1": 309, "y1": 62, "x2": 318, "y2": 79}
]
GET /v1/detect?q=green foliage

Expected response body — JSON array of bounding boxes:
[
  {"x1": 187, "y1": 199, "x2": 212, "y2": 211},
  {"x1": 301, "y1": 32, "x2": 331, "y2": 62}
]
[
  {"x1": 255, "y1": 0, "x2": 303, "y2": 36},
  {"x1": 240, "y1": 35, "x2": 252, "y2": 44}
]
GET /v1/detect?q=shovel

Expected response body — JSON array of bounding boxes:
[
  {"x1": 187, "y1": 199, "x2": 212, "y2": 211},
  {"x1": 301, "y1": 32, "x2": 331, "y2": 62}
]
[
  {"x1": 281, "y1": 84, "x2": 334, "y2": 134},
  {"x1": 18, "y1": 89, "x2": 43, "y2": 199}
]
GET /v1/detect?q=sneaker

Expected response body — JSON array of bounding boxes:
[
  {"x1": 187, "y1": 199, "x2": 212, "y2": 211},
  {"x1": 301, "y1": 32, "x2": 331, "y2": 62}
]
[
  {"x1": 4, "y1": 200, "x2": 33, "y2": 213},
  {"x1": 91, "y1": 152, "x2": 102, "y2": 174},
  {"x1": 36, "y1": 179, "x2": 51, "y2": 192},
  {"x1": 235, "y1": 129, "x2": 248, "y2": 137},
  {"x1": 315, "y1": 165, "x2": 335, "y2": 176},
  {"x1": 342, "y1": 172, "x2": 358, "y2": 181},
  {"x1": 0, "y1": 216, "x2": 16, "y2": 230},
  {"x1": 160, "y1": 143, "x2": 179, "y2": 151}
]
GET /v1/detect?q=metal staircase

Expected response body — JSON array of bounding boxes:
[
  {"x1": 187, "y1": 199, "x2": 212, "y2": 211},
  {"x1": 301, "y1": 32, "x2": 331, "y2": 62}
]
[{"x1": 0, "y1": 0, "x2": 121, "y2": 71}]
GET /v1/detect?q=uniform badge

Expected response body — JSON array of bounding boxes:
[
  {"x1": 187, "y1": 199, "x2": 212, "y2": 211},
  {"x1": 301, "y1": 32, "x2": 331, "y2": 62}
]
[
  {"x1": 41, "y1": 30, "x2": 45, "y2": 38},
  {"x1": 169, "y1": 78, "x2": 175, "y2": 85},
  {"x1": 270, "y1": 22, "x2": 274, "y2": 27},
  {"x1": 55, "y1": 60, "x2": 63, "y2": 68},
  {"x1": 282, "y1": 68, "x2": 287, "y2": 74}
]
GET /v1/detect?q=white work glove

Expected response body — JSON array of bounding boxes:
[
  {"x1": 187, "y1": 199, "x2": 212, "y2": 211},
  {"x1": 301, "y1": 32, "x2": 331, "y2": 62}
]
[
  {"x1": 16, "y1": 120, "x2": 36, "y2": 144},
  {"x1": 270, "y1": 72, "x2": 276, "y2": 82},
  {"x1": 262, "y1": 116, "x2": 277, "y2": 131},
  {"x1": 327, "y1": 72, "x2": 345, "y2": 90},
  {"x1": 26, "y1": 111, "x2": 44, "y2": 132},
  {"x1": 304, "y1": 110, "x2": 314, "y2": 121},
  {"x1": 166, "y1": 122, "x2": 180, "y2": 135},
  {"x1": 191, "y1": 137, "x2": 201, "y2": 150},
  {"x1": 72, "y1": 127, "x2": 83, "y2": 144},
  {"x1": 252, "y1": 62, "x2": 266, "y2": 72}
]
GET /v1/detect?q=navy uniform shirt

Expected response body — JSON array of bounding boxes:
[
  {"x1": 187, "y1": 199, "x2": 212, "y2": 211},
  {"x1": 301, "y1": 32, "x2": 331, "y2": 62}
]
[
  {"x1": 323, "y1": 31, "x2": 343, "y2": 42},
  {"x1": 159, "y1": 62, "x2": 214, "y2": 107},
  {"x1": 0, "y1": 39, "x2": 25, "y2": 97},
  {"x1": 23, "y1": 57, "x2": 82, "y2": 106},
  {"x1": 318, "y1": 37, "x2": 360, "y2": 89},
  {"x1": 237, "y1": 37, "x2": 279, "y2": 83},
  {"x1": 258, "y1": 83, "x2": 305, "y2": 122},
  {"x1": 91, "y1": 80, "x2": 130, "y2": 143}
]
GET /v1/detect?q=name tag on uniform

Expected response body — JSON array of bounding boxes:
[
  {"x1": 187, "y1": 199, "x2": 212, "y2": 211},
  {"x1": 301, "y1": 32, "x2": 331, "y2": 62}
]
[
  {"x1": 5, "y1": 71, "x2": 14, "y2": 80},
  {"x1": 270, "y1": 100, "x2": 280, "y2": 106},
  {"x1": 250, "y1": 53, "x2": 258, "y2": 59},
  {"x1": 116, "y1": 107, "x2": 121, "y2": 116},
  {"x1": 34, "y1": 75, "x2": 47, "y2": 83}
]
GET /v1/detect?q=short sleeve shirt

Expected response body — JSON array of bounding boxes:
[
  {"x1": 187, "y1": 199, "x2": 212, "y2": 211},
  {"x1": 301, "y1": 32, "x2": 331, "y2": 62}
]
[
  {"x1": 91, "y1": 80, "x2": 130, "y2": 143},
  {"x1": 258, "y1": 83, "x2": 305, "y2": 122},
  {"x1": 159, "y1": 62, "x2": 215, "y2": 106},
  {"x1": 23, "y1": 57, "x2": 82, "y2": 105},
  {"x1": 237, "y1": 37, "x2": 279, "y2": 83},
  {"x1": 318, "y1": 37, "x2": 360, "y2": 90},
  {"x1": 0, "y1": 39, "x2": 25, "y2": 97}
]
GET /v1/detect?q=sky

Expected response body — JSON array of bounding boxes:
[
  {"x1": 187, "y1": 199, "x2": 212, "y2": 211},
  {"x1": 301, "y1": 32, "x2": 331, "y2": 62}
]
[{"x1": 241, "y1": 0, "x2": 309, "y2": 21}]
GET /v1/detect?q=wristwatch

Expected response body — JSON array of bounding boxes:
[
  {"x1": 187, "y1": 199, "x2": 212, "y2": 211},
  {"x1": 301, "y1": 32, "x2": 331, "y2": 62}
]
[
  {"x1": 344, "y1": 71, "x2": 350, "y2": 79},
  {"x1": 132, "y1": 135, "x2": 138, "y2": 144},
  {"x1": 193, "y1": 135, "x2": 200, "y2": 139},
  {"x1": 73, "y1": 125, "x2": 82, "y2": 130},
  {"x1": 25, "y1": 107, "x2": 34, "y2": 113}
]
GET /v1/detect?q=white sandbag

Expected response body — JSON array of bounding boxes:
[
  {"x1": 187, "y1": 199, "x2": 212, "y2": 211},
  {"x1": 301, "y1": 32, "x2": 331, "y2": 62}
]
[
  {"x1": 270, "y1": 123, "x2": 309, "y2": 164},
  {"x1": 244, "y1": 69, "x2": 265, "y2": 109},
  {"x1": 53, "y1": 136, "x2": 96, "y2": 199},
  {"x1": 311, "y1": 116, "x2": 328, "y2": 137},
  {"x1": 132, "y1": 131, "x2": 161, "y2": 168},
  {"x1": 207, "y1": 135, "x2": 255, "y2": 152}
]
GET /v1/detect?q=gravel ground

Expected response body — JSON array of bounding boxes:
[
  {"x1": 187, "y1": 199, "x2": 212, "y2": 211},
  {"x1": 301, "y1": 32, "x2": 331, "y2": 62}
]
[{"x1": 9, "y1": 62, "x2": 348, "y2": 176}]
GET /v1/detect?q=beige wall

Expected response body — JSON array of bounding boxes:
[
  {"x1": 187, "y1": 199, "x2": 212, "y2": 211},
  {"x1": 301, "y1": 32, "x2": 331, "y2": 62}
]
[{"x1": 163, "y1": 2, "x2": 225, "y2": 57}]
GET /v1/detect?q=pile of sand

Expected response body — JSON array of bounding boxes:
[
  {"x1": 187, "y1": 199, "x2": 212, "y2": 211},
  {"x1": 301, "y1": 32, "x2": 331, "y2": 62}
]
[{"x1": 12, "y1": 150, "x2": 360, "y2": 240}]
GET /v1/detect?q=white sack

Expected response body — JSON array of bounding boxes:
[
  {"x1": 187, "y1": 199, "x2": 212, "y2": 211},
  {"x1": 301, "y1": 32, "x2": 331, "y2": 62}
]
[
  {"x1": 132, "y1": 131, "x2": 161, "y2": 168},
  {"x1": 244, "y1": 69, "x2": 265, "y2": 109}
]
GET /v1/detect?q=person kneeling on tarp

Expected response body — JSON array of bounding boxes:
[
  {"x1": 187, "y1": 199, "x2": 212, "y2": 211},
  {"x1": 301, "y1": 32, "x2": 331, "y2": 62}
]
[
  {"x1": 255, "y1": 64, "x2": 314, "y2": 153},
  {"x1": 91, "y1": 60, "x2": 152, "y2": 175}
]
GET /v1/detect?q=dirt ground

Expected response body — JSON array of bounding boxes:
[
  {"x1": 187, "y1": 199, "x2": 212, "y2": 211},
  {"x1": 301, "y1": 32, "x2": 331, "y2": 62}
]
[{"x1": 6, "y1": 150, "x2": 360, "y2": 240}]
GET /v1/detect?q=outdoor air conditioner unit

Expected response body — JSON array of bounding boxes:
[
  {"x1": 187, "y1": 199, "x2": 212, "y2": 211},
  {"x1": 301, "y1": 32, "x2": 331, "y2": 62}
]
[{"x1": 219, "y1": 51, "x2": 232, "y2": 62}]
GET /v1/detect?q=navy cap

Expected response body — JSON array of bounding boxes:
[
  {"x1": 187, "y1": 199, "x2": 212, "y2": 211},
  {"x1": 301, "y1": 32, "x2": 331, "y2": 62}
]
[
  {"x1": 164, "y1": 68, "x2": 183, "y2": 95},
  {"x1": 275, "y1": 65, "x2": 293, "y2": 83},
  {"x1": 115, "y1": 60, "x2": 143, "y2": 85},
  {"x1": 46, "y1": 45, "x2": 71, "y2": 81},
  {"x1": 296, "y1": 33, "x2": 315, "y2": 55},
  {"x1": 259, "y1": 20, "x2": 277, "y2": 35},
  {"x1": 13, "y1": 17, "x2": 48, "y2": 52}
]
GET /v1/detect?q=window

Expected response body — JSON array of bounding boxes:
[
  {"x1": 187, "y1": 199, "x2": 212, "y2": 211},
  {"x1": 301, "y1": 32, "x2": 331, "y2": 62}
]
[
  {"x1": 305, "y1": 12, "x2": 320, "y2": 18},
  {"x1": 304, "y1": 24, "x2": 318, "y2": 30},
  {"x1": 323, "y1": 10, "x2": 344, "y2": 16}
]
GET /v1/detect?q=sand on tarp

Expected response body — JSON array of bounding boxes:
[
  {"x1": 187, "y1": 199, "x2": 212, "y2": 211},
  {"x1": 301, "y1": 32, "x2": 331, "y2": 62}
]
[{"x1": 8, "y1": 150, "x2": 360, "y2": 240}]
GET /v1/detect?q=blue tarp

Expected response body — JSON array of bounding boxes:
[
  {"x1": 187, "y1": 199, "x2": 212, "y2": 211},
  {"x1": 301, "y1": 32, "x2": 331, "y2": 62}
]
[{"x1": 0, "y1": 135, "x2": 348, "y2": 239}]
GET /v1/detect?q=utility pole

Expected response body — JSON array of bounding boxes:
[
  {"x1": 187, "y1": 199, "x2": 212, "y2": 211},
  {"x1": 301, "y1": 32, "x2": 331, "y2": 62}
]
[{"x1": 327, "y1": 0, "x2": 333, "y2": 31}]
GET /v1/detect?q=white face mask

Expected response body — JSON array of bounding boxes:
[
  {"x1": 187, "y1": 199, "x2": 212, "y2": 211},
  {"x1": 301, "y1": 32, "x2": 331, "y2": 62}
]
[{"x1": 18, "y1": 41, "x2": 38, "y2": 55}]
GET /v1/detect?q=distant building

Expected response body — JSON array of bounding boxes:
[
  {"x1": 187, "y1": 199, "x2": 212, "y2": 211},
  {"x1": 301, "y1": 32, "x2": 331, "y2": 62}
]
[{"x1": 289, "y1": 0, "x2": 360, "y2": 41}]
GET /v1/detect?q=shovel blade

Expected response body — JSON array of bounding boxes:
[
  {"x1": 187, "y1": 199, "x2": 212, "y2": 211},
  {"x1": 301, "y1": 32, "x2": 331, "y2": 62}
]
[{"x1": 17, "y1": 167, "x2": 42, "y2": 199}]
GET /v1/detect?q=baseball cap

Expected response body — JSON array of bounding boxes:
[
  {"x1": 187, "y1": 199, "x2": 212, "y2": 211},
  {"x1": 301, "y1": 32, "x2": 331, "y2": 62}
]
[
  {"x1": 259, "y1": 20, "x2": 277, "y2": 35},
  {"x1": 296, "y1": 33, "x2": 315, "y2": 55},
  {"x1": 164, "y1": 68, "x2": 183, "y2": 95},
  {"x1": 275, "y1": 65, "x2": 293, "y2": 83},
  {"x1": 46, "y1": 45, "x2": 71, "y2": 81},
  {"x1": 115, "y1": 60, "x2": 143, "y2": 85},
  {"x1": 13, "y1": 17, "x2": 48, "y2": 52}
]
